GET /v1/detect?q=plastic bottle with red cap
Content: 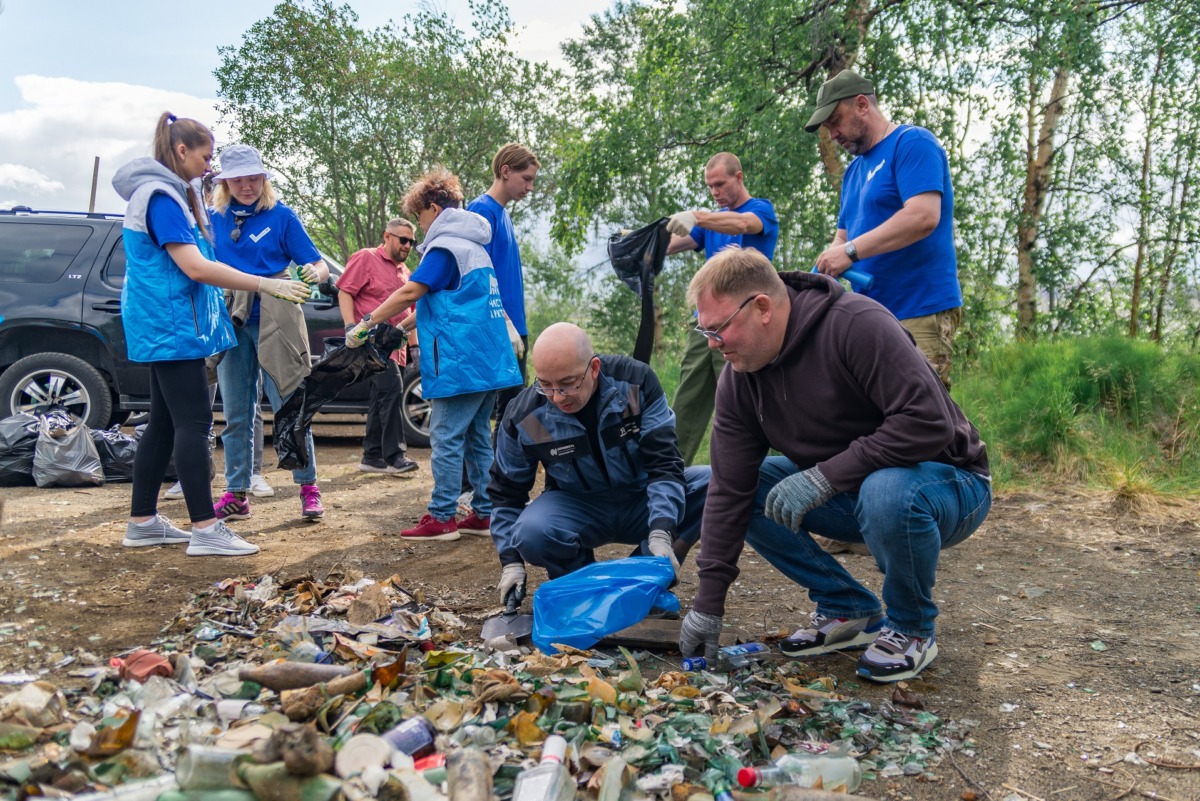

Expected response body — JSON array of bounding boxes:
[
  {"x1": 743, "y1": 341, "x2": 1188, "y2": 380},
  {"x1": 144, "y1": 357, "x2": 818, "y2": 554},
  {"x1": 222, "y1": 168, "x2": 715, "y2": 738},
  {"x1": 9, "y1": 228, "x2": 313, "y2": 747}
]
[{"x1": 736, "y1": 750, "x2": 862, "y2": 793}]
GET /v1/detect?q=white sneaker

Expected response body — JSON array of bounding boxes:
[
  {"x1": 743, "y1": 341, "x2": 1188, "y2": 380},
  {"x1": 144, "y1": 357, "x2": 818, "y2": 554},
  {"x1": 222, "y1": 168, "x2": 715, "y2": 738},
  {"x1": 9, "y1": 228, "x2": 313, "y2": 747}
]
[
  {"x1": 163, "y1": 481, "x2": 184, "y2": 500},
  {"x1": 123, "y1": 515, "x2": 190, "y2": 547},
  {"x1": 249, "y1": 474, "x2": 275, "y2": 497},
  {"x1": 186, "y1": 521, "x2": 260, "y2": 556}
]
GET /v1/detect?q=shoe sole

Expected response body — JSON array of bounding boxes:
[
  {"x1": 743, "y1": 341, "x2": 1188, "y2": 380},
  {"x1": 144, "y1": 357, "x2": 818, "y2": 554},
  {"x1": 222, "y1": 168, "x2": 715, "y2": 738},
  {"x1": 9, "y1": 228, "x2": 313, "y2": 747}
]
[
  {"x1": 122, "y1": 536, "x2": 190, "y2": 547},
  {"x1": 216, "y1": 511, "x2": 251, "y2": 521},
  {"x1": 163, "y1": 492, "x2": 184, "y2": 500},
  {"x1": 302, "y1": 511, "x2": 325, "y2": 521},
  {"x1": 250, "y1": 488, "x2": 275, "y2": 497},
  {"x1": 856, "y1": 641, "x2": 938, "y2": 683},
  {"x1": 359, "y1": 464, "x2": 392, "y2": 474},
  {"x1": 186, "y1": 545, "x2": 261, "y2": 556},
  {"x1": 780, "y1": 627, "x2": 880, "y2": 657},
  {"x1": 458, "y1": 528, "x2": 491, "y2": 536},
  {"x1": 400, "y1": 531, "x2": 461, "y2": 541}
]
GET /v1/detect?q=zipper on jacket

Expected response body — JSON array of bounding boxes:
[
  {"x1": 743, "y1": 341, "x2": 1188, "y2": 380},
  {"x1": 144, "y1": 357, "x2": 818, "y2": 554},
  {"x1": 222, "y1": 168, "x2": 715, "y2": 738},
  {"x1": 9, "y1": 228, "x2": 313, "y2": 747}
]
[{"x1": 190, "y1": 296, "x2": 201, "y2": 336}]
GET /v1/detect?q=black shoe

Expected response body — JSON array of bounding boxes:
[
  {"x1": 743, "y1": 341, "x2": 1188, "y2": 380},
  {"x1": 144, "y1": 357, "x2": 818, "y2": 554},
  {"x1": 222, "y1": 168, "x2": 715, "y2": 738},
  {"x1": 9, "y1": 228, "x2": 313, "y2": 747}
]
[
  {"x1": 358, "y1": 457, "x2": 391, "y2": 474},
  {"x1": 390, "y1": 456, "x2": 420, "y2": 475}
]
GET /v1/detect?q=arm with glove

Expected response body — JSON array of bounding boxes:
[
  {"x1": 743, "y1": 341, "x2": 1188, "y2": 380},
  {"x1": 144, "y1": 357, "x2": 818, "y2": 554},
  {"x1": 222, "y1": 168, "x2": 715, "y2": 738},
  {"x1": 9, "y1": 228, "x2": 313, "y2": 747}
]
[{"x1": 346, "y1": 281, "x2": 430, "y2": 348}]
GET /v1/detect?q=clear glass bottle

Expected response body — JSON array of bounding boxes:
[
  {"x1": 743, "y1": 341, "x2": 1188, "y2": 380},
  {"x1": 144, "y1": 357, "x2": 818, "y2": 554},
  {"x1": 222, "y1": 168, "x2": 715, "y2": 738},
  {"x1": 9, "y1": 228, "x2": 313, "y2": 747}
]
[
  {"x1": 511, "y1": 735, "x2": 576, "y2": 801},
  {"x1": 682, "y1": 642, "x2": 769, "y2": 671},
  {"x1": 737, "y1": 751, "x2": 862, "y2": 793}
]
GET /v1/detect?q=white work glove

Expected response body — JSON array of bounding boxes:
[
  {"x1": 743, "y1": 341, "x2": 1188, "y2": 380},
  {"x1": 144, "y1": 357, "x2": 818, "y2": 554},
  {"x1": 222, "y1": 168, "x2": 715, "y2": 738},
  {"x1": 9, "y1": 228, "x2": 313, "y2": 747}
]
[
  {"x1": 345, "y1": 319, "x2": 371, "y2": 348},
  {"x1": 679, "y1": 610, "x2": 722, "y2": 661},
  {"x1": 505, "y1": 318, "x2": 525, "y2": 359},
  {"x1": 666, "y1": 211, "x2": 697, "y2": 237},
  {"x1": 257, "y1": 277, "x2": 310, "y2": 304},
  {"x1": 297, "y1": 263, "x2": 323, "y2": 284},
  {"x1": 647, "y1": 529, "x2": 680, "y2": 581},
  {"x1": 499, "y1": 563, "x2": 527, "y2": 607}
]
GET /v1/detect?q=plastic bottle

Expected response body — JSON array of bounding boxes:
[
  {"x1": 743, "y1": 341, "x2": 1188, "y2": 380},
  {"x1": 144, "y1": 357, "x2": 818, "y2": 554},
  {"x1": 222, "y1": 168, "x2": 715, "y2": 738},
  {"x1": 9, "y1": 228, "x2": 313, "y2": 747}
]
[
  {"x1": 682, "y1": 642, "x2": 770, "y2": 672},
  {"x1": 382, "y1": 717, "x2": 438, "y2": 759},
  {"x1": 736, "y1": 751, "x2": 862, "y2": 793},
  {"x1": 510, "y1": 734, "x2": 576, "y2": 801}
]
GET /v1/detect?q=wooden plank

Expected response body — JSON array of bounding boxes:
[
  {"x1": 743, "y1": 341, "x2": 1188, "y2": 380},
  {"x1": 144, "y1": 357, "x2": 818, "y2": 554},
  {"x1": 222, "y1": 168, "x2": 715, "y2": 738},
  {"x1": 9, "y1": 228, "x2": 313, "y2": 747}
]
[{"x1": 596, "y1": 617, "x2": 753, "y2": 650}]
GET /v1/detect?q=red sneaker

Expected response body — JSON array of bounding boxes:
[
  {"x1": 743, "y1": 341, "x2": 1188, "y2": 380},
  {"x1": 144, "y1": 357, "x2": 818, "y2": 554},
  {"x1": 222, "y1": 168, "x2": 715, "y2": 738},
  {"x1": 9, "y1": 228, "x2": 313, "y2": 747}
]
[
  {"x1": 400, "y1": 514, "x2": 460, "y2": 541},
  {"x1": 457, "y1": 511, "x2": 491, "y2": 536}
]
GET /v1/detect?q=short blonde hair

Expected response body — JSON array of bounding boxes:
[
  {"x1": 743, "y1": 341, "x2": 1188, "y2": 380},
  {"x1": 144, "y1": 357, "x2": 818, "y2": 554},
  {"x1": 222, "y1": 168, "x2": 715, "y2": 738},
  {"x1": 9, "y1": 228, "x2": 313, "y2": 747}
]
[
  {"x1": 403, "y1": 168, "x2": 463, "y2": 217},
  {"x1": 705, "y1": 152, "x2": 742, "y2": 176},
  {"x1": 210, "y1": 178, "x2": 279, "y2": 214},
  {"x1": 688, "y1": 246, "x2": 785, "y2": 307}
]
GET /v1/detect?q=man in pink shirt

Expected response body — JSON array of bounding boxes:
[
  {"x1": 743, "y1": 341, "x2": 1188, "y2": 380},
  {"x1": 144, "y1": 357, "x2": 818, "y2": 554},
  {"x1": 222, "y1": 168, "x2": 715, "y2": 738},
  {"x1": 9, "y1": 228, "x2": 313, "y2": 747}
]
[{"x1": 338, "y1": 219, "x2": 420, "y2": 475}]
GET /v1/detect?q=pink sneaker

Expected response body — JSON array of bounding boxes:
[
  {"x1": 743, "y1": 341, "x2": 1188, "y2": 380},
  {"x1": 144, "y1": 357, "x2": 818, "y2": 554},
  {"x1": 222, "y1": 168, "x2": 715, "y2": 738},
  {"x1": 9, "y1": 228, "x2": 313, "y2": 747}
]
[
  {"x1": 214, "y1": 491, "x2": 251, "y2": 521},
  {"x1": 300, "y1": 484, "x2": 324, "y2": 520},
  {"x1": 457, "y1": 511, "x2": 491, "y2": 536},
  {"x1": 400, "y1": 514, "x2": 460, "y2": 541}
]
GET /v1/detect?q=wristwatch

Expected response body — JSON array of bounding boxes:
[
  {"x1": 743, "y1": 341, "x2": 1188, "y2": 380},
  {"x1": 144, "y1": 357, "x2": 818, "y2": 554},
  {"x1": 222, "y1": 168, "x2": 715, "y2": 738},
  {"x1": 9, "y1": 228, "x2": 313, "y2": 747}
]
[{"x1": 844, "y1": 241, "x2": 860, "y2": 263}]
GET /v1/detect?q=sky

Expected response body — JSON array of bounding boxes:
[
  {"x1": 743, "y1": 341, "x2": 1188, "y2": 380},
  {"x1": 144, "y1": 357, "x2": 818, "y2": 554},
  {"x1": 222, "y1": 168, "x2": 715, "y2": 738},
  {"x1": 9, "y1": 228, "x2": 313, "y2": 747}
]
[{"x1": 0, "y1": 0, "x2": 610, "y2": 214}]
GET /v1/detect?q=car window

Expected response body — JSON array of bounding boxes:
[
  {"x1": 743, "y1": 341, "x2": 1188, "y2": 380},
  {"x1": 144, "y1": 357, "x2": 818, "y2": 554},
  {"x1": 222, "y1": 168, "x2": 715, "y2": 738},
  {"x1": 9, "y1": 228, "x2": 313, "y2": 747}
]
[
  {"x1": 104, "y1": 238, "x2": 126, "y2": 287},
  {"x1": 0, "y1": 222, "x2": 94, "y2": 283}
]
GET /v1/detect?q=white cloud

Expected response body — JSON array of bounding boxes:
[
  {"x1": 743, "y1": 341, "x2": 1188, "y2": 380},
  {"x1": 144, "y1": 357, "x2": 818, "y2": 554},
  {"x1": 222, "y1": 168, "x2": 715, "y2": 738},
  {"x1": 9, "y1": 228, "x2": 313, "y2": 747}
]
[{"x1": 0, "y1": 75, "x2": 232, "y2": 213}]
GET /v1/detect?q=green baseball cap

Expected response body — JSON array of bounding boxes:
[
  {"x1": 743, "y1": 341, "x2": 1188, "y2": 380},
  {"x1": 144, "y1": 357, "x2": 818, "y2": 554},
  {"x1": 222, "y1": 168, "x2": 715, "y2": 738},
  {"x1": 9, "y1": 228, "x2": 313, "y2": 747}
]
[{"x1": 804, "y1": 69, "x2": 875, "y2": 133}]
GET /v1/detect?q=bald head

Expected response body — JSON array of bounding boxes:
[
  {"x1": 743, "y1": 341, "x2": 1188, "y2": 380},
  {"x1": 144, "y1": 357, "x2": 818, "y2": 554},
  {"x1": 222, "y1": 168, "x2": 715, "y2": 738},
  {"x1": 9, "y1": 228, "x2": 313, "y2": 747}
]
[{"x1": 531, "y1": 323, "x2": 600, "y2": 413}]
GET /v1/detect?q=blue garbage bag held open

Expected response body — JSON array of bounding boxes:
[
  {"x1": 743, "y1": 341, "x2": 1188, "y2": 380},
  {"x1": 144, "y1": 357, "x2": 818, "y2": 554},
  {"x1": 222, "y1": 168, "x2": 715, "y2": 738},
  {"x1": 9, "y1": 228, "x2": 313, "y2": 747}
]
[{"x1": 532, "y1": 556, "x2": 677, "y2": 654}]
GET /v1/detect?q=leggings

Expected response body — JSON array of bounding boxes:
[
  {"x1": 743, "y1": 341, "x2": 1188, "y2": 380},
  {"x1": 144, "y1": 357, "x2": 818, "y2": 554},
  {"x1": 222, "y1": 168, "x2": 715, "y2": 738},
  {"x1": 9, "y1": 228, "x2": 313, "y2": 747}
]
[{"x1": 130, "y1": 359, "x2": 215, "y2": 524}]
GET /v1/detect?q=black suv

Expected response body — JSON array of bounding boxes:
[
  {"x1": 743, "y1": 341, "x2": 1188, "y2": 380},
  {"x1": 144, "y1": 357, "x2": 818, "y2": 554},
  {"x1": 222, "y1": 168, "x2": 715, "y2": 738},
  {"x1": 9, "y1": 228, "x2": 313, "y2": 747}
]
[{"x1": 0, "y1": 207, "x2": 430, "y2": 447}]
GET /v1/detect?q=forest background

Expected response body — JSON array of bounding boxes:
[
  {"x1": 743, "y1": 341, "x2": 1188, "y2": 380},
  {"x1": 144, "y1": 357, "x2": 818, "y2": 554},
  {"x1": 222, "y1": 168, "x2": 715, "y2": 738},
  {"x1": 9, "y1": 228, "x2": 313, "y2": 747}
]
[{"x1": 215, "y1": 0, "x2": 1200, "y2": 493}]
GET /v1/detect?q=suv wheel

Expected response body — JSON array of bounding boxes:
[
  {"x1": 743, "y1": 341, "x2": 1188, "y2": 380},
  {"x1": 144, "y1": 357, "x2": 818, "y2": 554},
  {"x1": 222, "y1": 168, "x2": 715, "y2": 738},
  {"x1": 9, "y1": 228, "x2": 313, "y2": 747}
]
[
  {"x1": 401, "y1": 372, "x2": 431, "y2": 449},
  {"x1": 0, "y1": 353, "x2": 113, "y2": 429}
]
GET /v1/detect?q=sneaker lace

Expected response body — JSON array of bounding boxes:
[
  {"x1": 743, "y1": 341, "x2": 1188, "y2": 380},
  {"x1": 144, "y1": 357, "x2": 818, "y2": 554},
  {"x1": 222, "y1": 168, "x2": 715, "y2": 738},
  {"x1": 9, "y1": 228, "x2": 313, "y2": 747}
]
[
  {"x1": 875, "y1": 628, "x2": 912, "y2": 652},
  {"x1": 810, "y1": 612, "x2": 832, "y2": 629}
]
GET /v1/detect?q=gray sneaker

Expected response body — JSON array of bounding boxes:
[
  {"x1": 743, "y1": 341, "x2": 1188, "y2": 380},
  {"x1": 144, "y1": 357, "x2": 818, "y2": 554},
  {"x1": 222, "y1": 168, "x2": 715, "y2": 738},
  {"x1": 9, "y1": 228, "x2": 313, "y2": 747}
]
[
  {"x1": 779, "y1": 611, "x2": 885, "y2": 657},
  {"x1": 123, "y1": 515, "x2": 190, "y2": 547},
  {"x1": 163, "y1": 481, "x2": 184, "y2": 500},
  {"x1": 186, "y1": 521, "x2": 260, "y2": 557}
]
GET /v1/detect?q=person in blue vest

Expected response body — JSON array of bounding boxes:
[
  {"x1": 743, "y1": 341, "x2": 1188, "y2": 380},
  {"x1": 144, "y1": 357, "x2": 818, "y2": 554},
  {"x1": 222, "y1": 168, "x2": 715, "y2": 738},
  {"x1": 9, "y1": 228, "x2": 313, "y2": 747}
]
[
  {"x1": 112, "y1": 112, "x2": 309, "y2": 556},
  {"x1": 807, "y1": 69, "x2": 964, "y2": 389},
  {"x1": 346, "y1": 169, "x2": 521, "y2": 541},
  {"x1": 664, "y1": 153, "x2": 779, "y2": 467}
]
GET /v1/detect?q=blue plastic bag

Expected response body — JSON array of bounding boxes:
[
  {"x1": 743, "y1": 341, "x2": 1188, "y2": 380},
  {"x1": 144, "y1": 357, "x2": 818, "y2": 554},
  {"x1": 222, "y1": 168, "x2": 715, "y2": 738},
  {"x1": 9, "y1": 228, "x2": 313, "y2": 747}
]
[{"x1": 532, "y1": 556, "x2": 677, "y2": 654}]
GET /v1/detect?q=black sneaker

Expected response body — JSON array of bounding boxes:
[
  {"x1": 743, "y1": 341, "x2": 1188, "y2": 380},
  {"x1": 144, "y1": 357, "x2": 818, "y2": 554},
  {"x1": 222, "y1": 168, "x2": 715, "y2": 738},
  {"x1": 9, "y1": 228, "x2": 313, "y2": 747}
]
[
  {"x1": 779, "y1": 611, "x2": 884, "y2": 657},
  {"x1": 856, "y1": 628, "x2": 939, "y2": 682},
  {"x1": 358, "y1": 457, "x2": 391, "y2": 474},
  {"x1": 390, "y1": 456, "x2": 420, "y2": 475}
]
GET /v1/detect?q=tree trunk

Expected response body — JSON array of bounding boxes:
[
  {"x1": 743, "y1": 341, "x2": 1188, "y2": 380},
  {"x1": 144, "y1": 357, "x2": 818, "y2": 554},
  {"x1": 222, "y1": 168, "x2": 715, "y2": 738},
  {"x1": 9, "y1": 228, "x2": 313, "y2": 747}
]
[{"x1": 1129, "y1": 47, "x2": 1163, "y2": 338}]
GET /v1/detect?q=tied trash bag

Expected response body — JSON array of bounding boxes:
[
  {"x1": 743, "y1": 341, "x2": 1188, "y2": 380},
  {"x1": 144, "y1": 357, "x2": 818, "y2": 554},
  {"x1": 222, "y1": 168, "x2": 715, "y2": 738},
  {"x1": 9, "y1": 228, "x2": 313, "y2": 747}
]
[
  {"x1": 608, "y1": 218, "x2": 669, "y2": 365},
  {"x1": 532, "y1": 556, "x2": 677, "y2": 654},
  {"x1": 275, "y1": 323, "x2": 406, "y2": 470},
  {"x1": 0, "y1": 412, "x2": 40, "y2": 486},
  {"x1": 32, "y1": 411, "x2": 104, "y2": 487},
  {"x1": 91, "y1": 426, "x2": 138, "y2": 483}
]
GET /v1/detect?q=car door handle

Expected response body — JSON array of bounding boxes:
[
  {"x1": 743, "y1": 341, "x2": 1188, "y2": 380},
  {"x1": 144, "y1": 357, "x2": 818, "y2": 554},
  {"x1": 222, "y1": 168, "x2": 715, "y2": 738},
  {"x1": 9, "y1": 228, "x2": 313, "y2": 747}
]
[{"x1": 91, "y1": 300, "x2": 121, "y2": 313}]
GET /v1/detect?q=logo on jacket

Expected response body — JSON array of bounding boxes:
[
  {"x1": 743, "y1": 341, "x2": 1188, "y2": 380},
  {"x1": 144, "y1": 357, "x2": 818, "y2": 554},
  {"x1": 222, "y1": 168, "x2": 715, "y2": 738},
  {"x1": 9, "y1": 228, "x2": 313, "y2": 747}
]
[
  {"x1": 866, "y1": 160, "x2": 886, "y2": 182},
  {"x1": 550, "y1": 444, "x2": 576, "y2": 458}
]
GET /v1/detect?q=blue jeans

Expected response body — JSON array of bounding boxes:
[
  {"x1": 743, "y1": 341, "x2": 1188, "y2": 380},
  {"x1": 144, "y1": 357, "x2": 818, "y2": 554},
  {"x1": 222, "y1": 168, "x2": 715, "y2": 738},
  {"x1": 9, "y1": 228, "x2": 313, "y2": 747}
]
[
  {"x1": 514, "y1": 465, "x2": 711, "y2": 578},
  {"x1": 429, "y1": 390, "x2": 496, "y2": 520},
  {"x1": 746, "y1": 457, "x2": 991, "y2": 637},
  {"x1": 217, "y1": 324, "x2": 316, "y2": 490}
]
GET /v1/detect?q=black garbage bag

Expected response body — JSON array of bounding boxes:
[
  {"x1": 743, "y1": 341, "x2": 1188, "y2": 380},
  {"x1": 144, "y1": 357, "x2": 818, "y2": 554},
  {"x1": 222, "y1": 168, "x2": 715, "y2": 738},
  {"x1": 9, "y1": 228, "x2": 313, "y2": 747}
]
[
  {"x1": 0, "y1": 412, "x2": 41, "y2": 486},
  {"x1": 608, "y1": 218, "x2": 669, "y2": 364},
  {"x1": 275, "y1": 323, "x2": 404, "y2": 470},
  {"x1": 92, "y1": 425, "x2": 139, "y2": 483},
  {"x1": 32, "y1": 411, "x2": 104, "y2": 487}
]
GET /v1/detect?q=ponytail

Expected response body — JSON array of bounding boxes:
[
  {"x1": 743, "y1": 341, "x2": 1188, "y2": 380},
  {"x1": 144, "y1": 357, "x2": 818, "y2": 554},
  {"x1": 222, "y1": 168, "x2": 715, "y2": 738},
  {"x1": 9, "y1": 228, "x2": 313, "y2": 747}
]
[{"x1": 152, "y1": 111, "x2": 214, "y2": 242}]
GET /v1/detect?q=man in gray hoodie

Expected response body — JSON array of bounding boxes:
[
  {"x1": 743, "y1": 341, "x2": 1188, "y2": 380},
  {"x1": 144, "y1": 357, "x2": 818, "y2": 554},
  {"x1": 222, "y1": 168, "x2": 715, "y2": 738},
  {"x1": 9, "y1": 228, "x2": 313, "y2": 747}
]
[{"x1": 677, "y1": 247, "x2": 991, "y2": 682}]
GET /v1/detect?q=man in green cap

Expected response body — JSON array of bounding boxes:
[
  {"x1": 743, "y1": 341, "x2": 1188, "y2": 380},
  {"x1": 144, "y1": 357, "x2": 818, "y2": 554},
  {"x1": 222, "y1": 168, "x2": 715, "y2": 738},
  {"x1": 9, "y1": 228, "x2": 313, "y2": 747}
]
[{"x1": 807, "y1": 69, "x2": 963, "y2": 390}]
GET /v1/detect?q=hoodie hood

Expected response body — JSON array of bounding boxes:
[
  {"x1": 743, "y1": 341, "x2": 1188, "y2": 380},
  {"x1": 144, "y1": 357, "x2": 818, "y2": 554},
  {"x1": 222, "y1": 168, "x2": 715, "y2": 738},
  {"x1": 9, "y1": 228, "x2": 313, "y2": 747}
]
[
  {"x1": 112, "y1": 157, "x2": 190, "y2": 204},
  {"x1": 418, "y1": 206, "x2": 492, "y2": 254},
  {"x1": 773, "y1": 271, "x2": 845, "y2": 364}
]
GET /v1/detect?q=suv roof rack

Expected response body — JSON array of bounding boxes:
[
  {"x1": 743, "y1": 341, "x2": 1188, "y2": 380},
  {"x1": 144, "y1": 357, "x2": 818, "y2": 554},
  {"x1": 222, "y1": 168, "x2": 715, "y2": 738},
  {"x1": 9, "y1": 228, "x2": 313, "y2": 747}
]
[{"x1": 0, "y1": 206, "x2": 124, "y2": 220}]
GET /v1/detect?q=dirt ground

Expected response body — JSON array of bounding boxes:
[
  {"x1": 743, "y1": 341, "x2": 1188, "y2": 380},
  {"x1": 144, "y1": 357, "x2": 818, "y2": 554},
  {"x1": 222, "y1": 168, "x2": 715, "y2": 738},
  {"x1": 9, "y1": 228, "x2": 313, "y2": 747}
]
[{"x1": 2, "y1": 423, "x2": 1199, "y2": 801}]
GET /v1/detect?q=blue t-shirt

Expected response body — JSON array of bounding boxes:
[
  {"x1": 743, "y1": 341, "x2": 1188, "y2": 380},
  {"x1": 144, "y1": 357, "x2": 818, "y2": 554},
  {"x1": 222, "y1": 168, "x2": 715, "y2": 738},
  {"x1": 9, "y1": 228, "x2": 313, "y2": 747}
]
[
  {"x1": 467, "y1": 194, "x2": 525, "y2": 335},
  {"x1": 410, "y1": 248, "x2": 460, "y2": 293},
  {"x1": 146, "y1": 193, "x2": 197, "y2": 248},
  {"x1": 210, "y1": 201, "x2": 321, "y2": 278},
  {"x1": 689, "y1": 197, "x2": 779, "y2": 261},
  {"x1": 837, "y1": 125, "x2": 962, "y2": 320}
]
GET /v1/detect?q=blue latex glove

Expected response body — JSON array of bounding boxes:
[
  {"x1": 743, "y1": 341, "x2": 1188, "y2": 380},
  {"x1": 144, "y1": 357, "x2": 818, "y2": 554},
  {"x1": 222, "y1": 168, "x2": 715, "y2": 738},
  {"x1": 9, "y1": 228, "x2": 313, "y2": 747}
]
[
  {"x1": 679, "y1": 609, "x2": 722, "y2": 661},
  {"x1": 764, "y1": 467, "x2": 835, "y2": 531}
]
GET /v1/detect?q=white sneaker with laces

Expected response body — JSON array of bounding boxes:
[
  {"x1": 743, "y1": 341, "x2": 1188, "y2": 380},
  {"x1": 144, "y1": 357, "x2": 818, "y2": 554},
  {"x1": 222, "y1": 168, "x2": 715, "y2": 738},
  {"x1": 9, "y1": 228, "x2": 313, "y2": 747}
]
[
  {"x1": 163, "y1": 481, "x2": 184, "y2": 500},
  {"x1": 249, "y1": 474, "x2": 275, "y2": 497},
  {"x1": 186, "y1": 521, "x2": 260, "y2": 556},
  {"x1": 123, "y1": 515, "x2": 190, "y2": 547}
]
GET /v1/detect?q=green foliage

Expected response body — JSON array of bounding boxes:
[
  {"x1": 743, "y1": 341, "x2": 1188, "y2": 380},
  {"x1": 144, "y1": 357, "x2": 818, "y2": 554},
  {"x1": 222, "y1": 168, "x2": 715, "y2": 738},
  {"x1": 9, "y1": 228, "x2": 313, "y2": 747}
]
[{"x1": 955, "y1": 336, "x2": 1200, "y2": 492}]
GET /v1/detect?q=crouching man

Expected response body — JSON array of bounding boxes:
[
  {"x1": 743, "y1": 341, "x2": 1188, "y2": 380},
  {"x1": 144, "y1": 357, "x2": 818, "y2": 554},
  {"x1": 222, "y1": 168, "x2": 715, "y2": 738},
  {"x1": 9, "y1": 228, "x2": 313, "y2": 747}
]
[
  {"x1": 489, "y1": 322, "x2": 710, "y2": 605},
  {"x1": 678, "y1": 248, "x2": 991, "y2": 682}
]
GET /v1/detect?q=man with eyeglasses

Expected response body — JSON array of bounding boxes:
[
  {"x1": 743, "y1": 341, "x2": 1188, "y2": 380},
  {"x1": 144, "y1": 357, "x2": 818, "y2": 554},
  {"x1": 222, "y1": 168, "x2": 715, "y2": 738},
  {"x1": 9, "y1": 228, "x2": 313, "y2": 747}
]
[
  {"x1": 338, "y1": 218, "x2": 422, "y2": 475},
  {"x1": 488, "y1": 323, "x2": 710, "y2": 609},
  {"x1": 664, "y1": 152, "x2": 778, "y2": 467},
  {"x1": 678, "y1": 247, "x2": 991, "y2": 683}
]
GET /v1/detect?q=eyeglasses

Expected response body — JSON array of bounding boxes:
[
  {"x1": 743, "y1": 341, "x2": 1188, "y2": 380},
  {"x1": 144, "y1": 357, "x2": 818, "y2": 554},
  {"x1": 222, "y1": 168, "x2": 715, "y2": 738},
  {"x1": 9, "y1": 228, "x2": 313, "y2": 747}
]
[
  {"x1": 694, "y1": 295, "x2": 759, "y2": 346},
  {"x1": 387, "y1": 232, "x2": 417, "y2": 246},
  {"x1": 533, "y1": 356, "x2": 598, "y2": 397},
  {"x1": 231, "y1": 216, "x2": 246, "y2": 243}
]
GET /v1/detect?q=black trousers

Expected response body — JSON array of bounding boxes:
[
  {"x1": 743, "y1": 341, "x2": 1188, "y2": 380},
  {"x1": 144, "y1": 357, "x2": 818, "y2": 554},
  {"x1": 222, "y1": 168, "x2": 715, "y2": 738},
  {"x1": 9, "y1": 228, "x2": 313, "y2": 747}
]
[{"x1": 363, "y1": 361, "x2": 407, "y2": 463}]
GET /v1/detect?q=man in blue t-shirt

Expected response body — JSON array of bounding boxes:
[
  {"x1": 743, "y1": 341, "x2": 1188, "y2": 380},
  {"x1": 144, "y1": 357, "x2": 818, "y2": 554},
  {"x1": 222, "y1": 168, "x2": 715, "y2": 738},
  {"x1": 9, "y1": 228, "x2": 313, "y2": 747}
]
[
  {"x1": 665, "y1": 152, "x2": 779, "y2": 466},
  {"x1": 807, "y1": 69, "x2": 964, "y2": 389},
  {"x1": 467, "y1": 143, "x2": 540, "y2": 436}
]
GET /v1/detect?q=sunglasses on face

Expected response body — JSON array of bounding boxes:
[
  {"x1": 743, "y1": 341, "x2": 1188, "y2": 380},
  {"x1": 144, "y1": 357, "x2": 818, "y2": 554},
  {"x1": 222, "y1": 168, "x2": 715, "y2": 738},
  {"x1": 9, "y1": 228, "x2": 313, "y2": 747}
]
[{"x1": 387, "y1": 232, "x2": 417, "y2": 246}]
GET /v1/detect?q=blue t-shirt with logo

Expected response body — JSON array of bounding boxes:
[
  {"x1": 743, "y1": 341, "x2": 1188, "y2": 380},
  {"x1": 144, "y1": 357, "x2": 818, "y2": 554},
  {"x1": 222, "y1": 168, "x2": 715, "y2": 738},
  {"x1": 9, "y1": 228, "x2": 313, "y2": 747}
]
[
  {"x1": 689, "y1": 197, "x2": 779, "y2": 261},
  {"x1": 837, "y1": 125, "x2": 961, "y2": 320},
  {"x1": 467, "y1": 194, "x2": 525, "y2": 335}
]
